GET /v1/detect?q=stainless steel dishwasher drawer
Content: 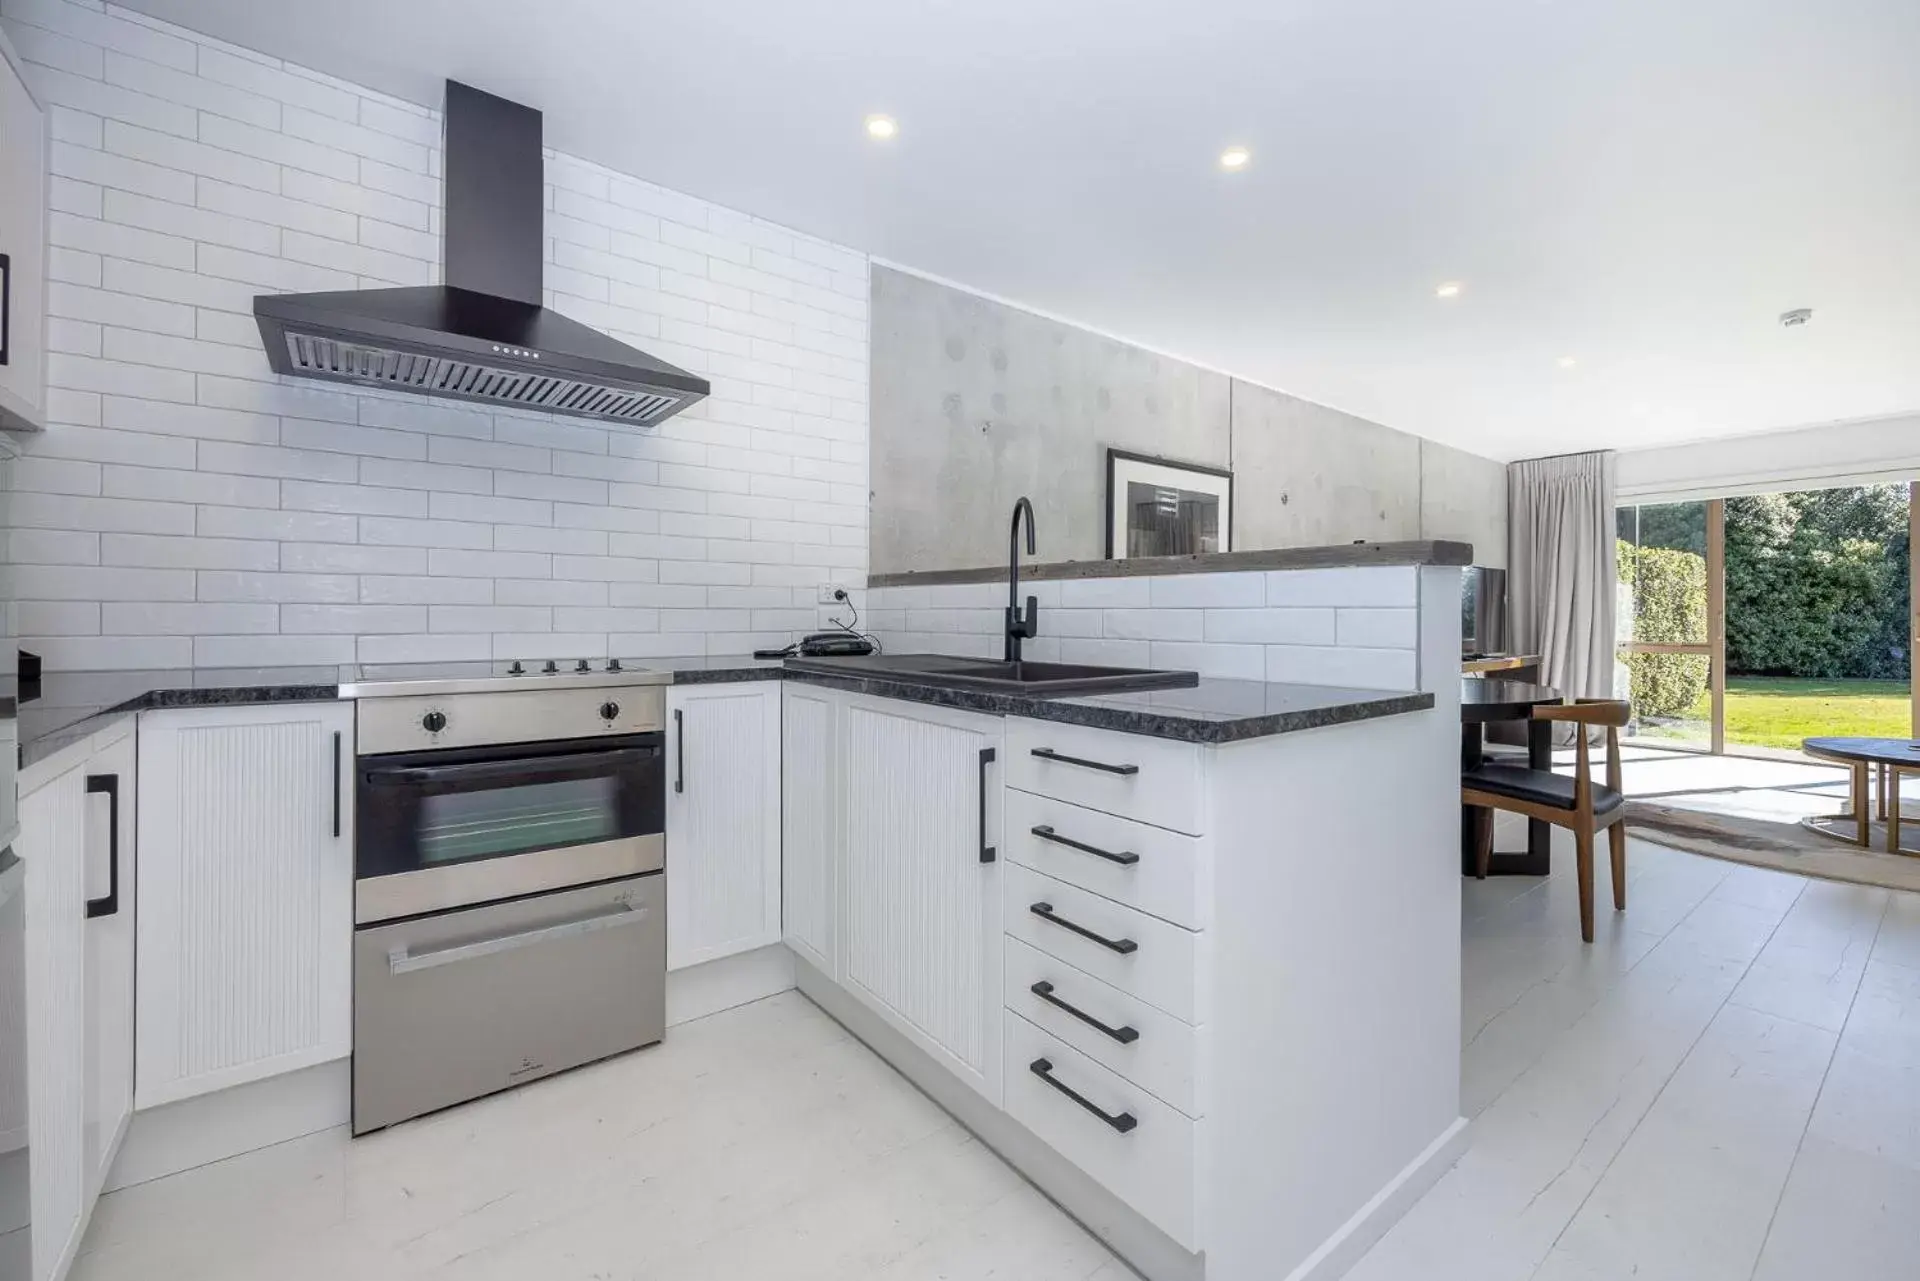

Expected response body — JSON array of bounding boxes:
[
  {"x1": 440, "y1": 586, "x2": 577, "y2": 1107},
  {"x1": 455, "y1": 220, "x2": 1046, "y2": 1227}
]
[{"x1": 352, "y1": 873, "x2": 665, "y2": 1134}]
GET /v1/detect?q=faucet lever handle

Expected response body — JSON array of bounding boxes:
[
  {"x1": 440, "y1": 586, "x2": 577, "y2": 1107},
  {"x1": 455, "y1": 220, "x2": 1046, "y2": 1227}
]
[{"x1": 1015, "y1": 594, "x2": 1039, "y2": 638}]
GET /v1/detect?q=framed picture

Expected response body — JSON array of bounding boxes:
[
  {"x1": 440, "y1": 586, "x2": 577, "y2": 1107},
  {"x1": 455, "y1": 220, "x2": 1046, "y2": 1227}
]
[{"x1": 1105, "y1": 449, "x2": 1233, "y2": 559}]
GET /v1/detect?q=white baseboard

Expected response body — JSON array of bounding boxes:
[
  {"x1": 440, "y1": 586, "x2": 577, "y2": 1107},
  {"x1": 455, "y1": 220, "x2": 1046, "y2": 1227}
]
[
  {"x1": 106, "y1": 1059, "x2": 349, "y2": 1192},
  {"x1": 668, "y1": 943, "x2": 795, "y2": 1026},
  {"x1": 795, "y1": 957, "x2": 1204, "y2": 1281},
  {"x1": 102, "y1": 949, "x2": 797, "y2": 1193},
  {"x1": 1282, "y1": 1116, "x2": 1472, "y2": 1281}
]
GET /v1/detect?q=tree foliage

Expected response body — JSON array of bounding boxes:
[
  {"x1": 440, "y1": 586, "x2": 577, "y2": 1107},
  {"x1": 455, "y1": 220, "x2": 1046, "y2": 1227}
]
[
  {"x1": 1724, "y1": 487, "x2": 1910, "y2": 681},
  {"x1": 1617, "y1": 539, "x2": 1710, "y2": 717}
]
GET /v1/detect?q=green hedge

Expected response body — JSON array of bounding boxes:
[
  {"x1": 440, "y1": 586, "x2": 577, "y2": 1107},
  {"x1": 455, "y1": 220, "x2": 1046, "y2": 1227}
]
[{"x1": 1617, "y1": 539, "x2": 1710, "y2": 718}]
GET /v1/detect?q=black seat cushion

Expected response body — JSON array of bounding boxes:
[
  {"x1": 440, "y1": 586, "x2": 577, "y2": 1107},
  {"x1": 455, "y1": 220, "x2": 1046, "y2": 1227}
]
[{"x1": 1463, "y1": 764, "x2": 1624, "y2": 816}]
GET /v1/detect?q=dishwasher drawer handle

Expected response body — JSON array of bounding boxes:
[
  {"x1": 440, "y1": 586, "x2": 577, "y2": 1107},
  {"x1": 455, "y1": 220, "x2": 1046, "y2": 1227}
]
[
  {"x1": 1030, "y1": 980, "x2": 1139, "y2": 1044},
  {"x1": 1029, "y1": 747, "x2": 1138, "y2": 776},
  {"x1": 1029, "y1": 1057, "x2": 1137, "y2": 1133},
  {"x1": 1030, "y1": 824, "x2": 1139, "y2": 866},
  {"x1": 1029, "y1": 901, "x2": 1138, "y2": 954},
  {"x1": 388, "y1": 901, "x2": 648, "y2": 976}
]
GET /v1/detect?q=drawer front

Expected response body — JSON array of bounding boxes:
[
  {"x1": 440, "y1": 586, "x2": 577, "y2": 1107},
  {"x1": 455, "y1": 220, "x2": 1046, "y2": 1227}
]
[
  {"x1": 1006, "y1": 936, "x2": 1204, "y2": 1117},
  {"x1": 1005, "y1": 863, "x2": 1205, "y2": 1024},
  {"x1": 1005, "y1": 1011, "x2": 1201, "y2": 1251},
  {"x1": 1006, "y1": 718, "x2": 1203, "y2": 835},
  {"x1": 1005, "y1": 789, "x2": 1208, "y2": 930}
]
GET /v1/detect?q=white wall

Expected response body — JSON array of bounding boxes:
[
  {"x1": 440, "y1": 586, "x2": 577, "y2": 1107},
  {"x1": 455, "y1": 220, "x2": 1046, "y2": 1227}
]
[
  {"x1": 0, "y1": 0, "x2": 869, "y2": 670},
  {"x1": 1616, "y1": 411, "x2": 1920, "y2": 503},
  {"x1": 868, "y1": 565, "x2": 1433, "y2": 690}
]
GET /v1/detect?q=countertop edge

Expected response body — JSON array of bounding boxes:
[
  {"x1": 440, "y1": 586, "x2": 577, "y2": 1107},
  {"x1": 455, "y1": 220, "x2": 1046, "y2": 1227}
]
[{"x1": 868, "y1": 540, "x2": 1474, "y2": 588}]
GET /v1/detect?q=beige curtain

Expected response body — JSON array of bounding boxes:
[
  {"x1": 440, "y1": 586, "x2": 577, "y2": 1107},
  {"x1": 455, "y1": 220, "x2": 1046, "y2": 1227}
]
[{"x1": 1508, "y1": 452, "x2": 1617, "y2": 711}]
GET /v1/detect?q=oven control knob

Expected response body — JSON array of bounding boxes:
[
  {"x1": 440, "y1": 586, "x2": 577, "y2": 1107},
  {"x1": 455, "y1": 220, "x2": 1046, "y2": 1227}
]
[
  {"x1": 599, "y1": 701, "x2": 620, "y2": 721},
  {"x1": 421, "y1": 710, "x2": 447, "y2": 734}
]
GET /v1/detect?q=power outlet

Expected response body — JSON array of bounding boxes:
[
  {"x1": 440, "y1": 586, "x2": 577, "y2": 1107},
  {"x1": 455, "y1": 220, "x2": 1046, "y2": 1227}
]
[{"x1": 816, "y1": 583, "x2": 847, "y2": 605}]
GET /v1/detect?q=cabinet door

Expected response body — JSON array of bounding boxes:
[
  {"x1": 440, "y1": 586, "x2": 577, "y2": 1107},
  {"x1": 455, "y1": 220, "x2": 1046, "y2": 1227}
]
[
  {"x1": 781, "y1": 685, "x2": 839, "y2": 977},
  {"x1": 839, "y1": 696, "x2": 1003, "y2": 1103},
  {"x1": 82, "y1": 727, "x2": 135, "y2": 1198},
  {"x1": 21, "y1": 765, "x2": 87, "y2": 1281},
  {"x1": 135, "y1": 703, "x2": 355, "y2": 1109},
  {"x1": 0, "y1": 38, "x2": 47, "y2": 429},
  {"x1": 665, "y1": 684, "x2": 781, "y2": 970}
]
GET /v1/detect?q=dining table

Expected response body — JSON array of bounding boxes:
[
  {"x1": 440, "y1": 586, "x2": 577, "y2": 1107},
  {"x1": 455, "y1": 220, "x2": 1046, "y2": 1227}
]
[{"x1": 1460, "y1": 677, "x2": 1564, "y2": 876}]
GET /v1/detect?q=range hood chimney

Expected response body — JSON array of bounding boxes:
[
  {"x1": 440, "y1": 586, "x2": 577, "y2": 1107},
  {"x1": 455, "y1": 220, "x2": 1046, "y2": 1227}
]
[{"x1": 253, "y1": 81, "x2": 710, "y2": 427}]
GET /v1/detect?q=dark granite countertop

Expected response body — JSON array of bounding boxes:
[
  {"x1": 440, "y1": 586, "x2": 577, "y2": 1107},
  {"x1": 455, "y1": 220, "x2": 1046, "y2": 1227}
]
[
  {"x1": 781, "y1": 656, "x2": 1433, "y2": 743},
  {"x1": 868, "y1": 539, "x2": 1472, "y2": 588},
  {"x1": 10, "y1": 650, "x2": 1429, "y2": 765}
]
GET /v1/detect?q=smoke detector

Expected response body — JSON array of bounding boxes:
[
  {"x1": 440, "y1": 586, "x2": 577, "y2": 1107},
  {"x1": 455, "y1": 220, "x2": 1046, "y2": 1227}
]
[{"x1": 1779, "y1": 307, "x2": 1814, "y2": 328}]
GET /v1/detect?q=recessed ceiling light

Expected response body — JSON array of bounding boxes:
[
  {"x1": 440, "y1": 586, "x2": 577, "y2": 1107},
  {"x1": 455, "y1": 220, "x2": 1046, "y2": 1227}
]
[
  {"x1": 1434, "y1": 281, "x2": 1463, "y2": 299},
  {"x1": 865, "y1": 114, "x2": 897, "y2": 140},
  {"x1": 1556, "y1": 356, "x2": 1577, "y2": 369},
  {"x1": 1779, "y1": 307, "x2": 1813, "y2": 327},
  {"x1": 1219, "y1": 146, "x2": 1251, "y2": 171}
]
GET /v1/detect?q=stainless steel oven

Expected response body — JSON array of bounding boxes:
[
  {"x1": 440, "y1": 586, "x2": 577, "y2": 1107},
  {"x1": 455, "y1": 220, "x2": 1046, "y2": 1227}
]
[{"x1": 349, "y1": 676, "x2": 670, "y2": 1134}]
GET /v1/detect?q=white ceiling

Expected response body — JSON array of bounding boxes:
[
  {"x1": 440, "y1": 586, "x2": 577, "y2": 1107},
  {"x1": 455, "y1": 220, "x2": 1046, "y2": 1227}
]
[{"x1": 122, "y1": 0, "x2": 1920, "y2": 462}]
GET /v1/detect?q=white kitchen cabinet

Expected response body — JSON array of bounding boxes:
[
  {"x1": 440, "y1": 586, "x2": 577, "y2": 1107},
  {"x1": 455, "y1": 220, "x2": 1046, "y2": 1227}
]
[
  {"x1": 838, "y1": 695, "x2": 1004, "y2": 1104},
  {"x1": 81, "y1": 725, "x2": 135, "y2": 1199},
  {"x1": 665, "y1": 683, "x2": 781, "y2": 970},
  {"x1": 0, "y1": 28, "x2": 48, "y2": 434},
  {"x1": 19, "y1": 761, "x2": 87, "y2": 1281},
  {"x1": 135, "y1": 703, "x2": 355, "y2": 1109},
  {"x1": 780, "y1": 684, "x2": 839, "y2": 977}
]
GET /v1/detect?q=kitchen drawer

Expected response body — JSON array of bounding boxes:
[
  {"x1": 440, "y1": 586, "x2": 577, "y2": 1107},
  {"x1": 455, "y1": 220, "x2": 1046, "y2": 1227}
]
[
  {"x1": 1006, "y1": 936, "x2": 1204, "y2": 1117},
  {"x1": 1005, "y1": 717, "x2": 1204, "y2": 835},
  {"x1": 1005, "y1": 862, "x2": 1206, "y2": 1024},
  {"x1": 1005, "y1": 789, "x2": 1208, "y2": 930},
  {"x1": 1005, "y1": 1010, "x2": 1201, "y2": 1251}
]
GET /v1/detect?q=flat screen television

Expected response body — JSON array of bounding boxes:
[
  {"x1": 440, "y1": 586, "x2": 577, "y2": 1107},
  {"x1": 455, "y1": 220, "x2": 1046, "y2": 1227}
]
[{"x1": 1461, "y1": 566, "x2": 1507, "y2": 657}]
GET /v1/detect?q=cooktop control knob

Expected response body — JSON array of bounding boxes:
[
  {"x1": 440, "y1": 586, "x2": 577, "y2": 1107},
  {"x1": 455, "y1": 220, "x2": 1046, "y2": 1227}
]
[
  {"x1": 606, "y1": 658, "x2": 623, "y2": 672},
  {"x1": 575, "y1": 659, "x2": 590, "y2": 673},
  {"x1": 542, "y1": 660, "x2": 558, "y2": 674},
  {"x1": 421, "y1": 710, "x2": 447, "y2": 734},
  {"x1": 599, "y1": 701, "x2": 621, "y2": 721},
  {"x1": 507, "y1": 660, "x2": 524, "y2": 676}
]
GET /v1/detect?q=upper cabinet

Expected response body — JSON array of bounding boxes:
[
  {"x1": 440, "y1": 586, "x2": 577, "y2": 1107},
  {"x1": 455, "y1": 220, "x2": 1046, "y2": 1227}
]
[
  {"x1": 135, "y1": 703, "x2": 356, "y2": 1109},
  {"x1": 664, "y1": 684, "x2": 782, "y2": 971},
  {"x1": 0, "y1": 29, "x2": 47, "y2": 434}
]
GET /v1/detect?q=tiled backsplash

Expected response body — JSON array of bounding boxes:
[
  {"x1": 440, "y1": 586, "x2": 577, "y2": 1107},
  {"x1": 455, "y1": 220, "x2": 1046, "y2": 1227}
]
[
  {"x1": 0, "y1": 0, "x2": 869, "y2": 670},
  {"x1": 868, "y1": 566, "x2": 1432, "y2": 689}
]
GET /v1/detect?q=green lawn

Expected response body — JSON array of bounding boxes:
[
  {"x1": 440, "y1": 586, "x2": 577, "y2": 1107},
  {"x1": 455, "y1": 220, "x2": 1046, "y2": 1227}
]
[{"x1": 1667, "y1": 677, "x2": 1913, "y2": 750}]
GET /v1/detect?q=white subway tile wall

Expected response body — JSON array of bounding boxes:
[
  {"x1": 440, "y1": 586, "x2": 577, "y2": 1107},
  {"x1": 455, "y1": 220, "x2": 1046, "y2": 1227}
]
[
  {"x1": 0, "y1": 0, "x2": 870, "y2": 669},
  {"x1": 867, "y1": 567, "x2": 1422, "y2": 689}
]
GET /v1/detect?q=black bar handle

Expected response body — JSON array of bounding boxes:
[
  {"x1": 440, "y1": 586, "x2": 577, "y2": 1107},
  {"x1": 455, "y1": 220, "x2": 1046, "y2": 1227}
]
[
  {"x1": 1029, "y1": 747, "x2": 1138, "y2": 776},
  {"x1": 1030, "y1": 824, "x2": 1139, "y2": 866},
  {"x1": 1029, "y1": 1058, "x2": 1137, "y2": 1133},
  {"x1": 1031, "y1": 980, "x2": 1139, "y2": 1044},
  {"x1": 0, "y1": 252, "x2": 11, "y2": 367},
  {"x1": 84, "y1": 774, "x2": 120, "y2": 919},
  {"x1": 331, "y1": 731, "x2": 342, "y2": 838},
  {"x1": 1029, "y1": 901, "x2": 1138, "y2": 954},
  {"x1": 674, "y1": 708, "x2": 685, "y2": 793},
  {"x1": 979, "y1": 747, "x2": 996, "y2": 863}
]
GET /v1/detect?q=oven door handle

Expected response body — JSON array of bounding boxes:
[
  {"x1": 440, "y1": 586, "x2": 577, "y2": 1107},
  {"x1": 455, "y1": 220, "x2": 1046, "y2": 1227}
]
[
  {"x1": 387, "y1": 900, "x2": 649, "y2": 976},
  {"x1": 365, "y1": 747, "x2": 657, "y2": 787}
]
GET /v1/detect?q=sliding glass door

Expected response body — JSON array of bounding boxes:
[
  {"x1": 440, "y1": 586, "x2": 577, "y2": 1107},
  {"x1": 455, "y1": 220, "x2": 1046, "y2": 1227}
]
[{"x1": 1618, "y1": 483, "x2": 1918, "y2": 754}]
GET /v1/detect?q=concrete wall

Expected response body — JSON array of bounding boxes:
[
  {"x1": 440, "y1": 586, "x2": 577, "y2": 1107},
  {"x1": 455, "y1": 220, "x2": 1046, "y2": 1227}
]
[
  {"x1": 870, "y1": 267, "x2": 1507, "y2": 575},
  {"x1": 869, "y1": 266, "x2": 1230, "y2": 573}
]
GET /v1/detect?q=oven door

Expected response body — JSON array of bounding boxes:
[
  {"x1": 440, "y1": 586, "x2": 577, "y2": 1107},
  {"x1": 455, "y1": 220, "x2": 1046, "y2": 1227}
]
[{"x1": 355, "y1": 733, "x2": 664, "y2": 924}]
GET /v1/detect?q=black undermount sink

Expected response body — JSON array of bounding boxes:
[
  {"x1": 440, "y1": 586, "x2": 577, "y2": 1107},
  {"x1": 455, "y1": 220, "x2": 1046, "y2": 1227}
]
[{"x1": 790, "y1": 654, "x2": 1200, "y2": 697}]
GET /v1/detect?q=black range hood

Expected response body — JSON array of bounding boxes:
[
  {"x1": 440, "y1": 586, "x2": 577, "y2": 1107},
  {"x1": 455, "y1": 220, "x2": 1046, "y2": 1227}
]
[{"x1": 254, "y1": 81, "x2": 709, "y2": 428}]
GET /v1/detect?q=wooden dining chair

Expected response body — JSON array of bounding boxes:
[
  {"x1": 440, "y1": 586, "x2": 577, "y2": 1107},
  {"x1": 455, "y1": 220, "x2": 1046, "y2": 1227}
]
[{"x1": 1462, "y1": 699, "x2": 1632, "y2": 942}]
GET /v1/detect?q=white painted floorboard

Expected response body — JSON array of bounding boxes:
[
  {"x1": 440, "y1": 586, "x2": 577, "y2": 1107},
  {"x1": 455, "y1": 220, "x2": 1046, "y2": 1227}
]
[{"x1": 68, "y1": 831, "x2": 1920, "y2": 1281}]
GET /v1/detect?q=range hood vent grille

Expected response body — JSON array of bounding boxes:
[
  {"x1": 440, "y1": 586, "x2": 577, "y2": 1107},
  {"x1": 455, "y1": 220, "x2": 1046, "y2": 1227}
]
[{"x1": 283, "y1": 332, "x2": 688, "y2": 425}]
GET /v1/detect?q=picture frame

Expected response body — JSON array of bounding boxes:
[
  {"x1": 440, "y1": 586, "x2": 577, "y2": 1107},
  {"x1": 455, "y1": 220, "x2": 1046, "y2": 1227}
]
[{"x1": 1104, "y1": 448, "x2": 1234, "y2": 560}]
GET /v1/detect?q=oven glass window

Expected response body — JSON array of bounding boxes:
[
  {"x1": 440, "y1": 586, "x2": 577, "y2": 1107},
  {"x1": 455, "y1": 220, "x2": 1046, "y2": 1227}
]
[{"x1": 418, "y1": 775, "x2": 619, "y2": 864}]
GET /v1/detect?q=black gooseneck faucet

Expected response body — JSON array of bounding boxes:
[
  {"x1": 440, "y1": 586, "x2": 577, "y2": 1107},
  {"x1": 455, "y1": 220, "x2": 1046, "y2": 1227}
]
[{"x1": 1006, "y1": 496, "x2": 1038, "y2": 663}]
